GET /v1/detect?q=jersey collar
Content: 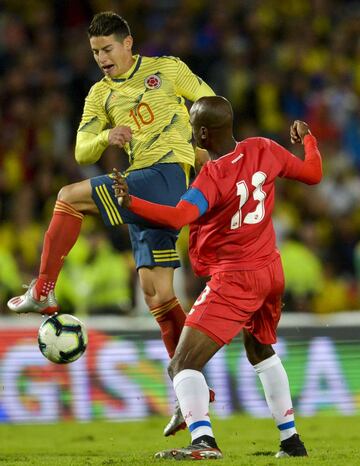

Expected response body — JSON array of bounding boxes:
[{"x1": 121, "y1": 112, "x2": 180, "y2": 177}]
[{"x1": 110, "y1": 55, "x2": 142, "y2": 83}]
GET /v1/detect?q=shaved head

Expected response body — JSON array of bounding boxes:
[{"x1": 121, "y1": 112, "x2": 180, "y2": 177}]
[
  {"x1": 190, "y1": 96, "x2": 235, "y2": 155},
  {"x1": 190, "y1": 96, "x2": 233, "y2": 130}
]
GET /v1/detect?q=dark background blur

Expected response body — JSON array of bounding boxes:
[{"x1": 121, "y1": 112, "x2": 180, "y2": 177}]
[{"x1": 1, "y1": 0, "x2": 360, "y2": 315}]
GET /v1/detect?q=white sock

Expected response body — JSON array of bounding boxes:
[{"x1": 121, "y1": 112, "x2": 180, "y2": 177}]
[
  {"x1": 254, "y1": 354, "x2": 297, "y2": 441},
  {"x1": 173, "y1": 369, "x2": 214, "y2": 442}
]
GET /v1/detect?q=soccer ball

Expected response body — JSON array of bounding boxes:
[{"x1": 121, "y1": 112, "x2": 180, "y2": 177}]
[{"x1": 38, "y1": 314, "x2": 88, "y2": 364}]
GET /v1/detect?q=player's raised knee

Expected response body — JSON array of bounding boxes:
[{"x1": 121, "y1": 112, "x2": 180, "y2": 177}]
[
  {"x1": 57, "y1": 180, "x2": 93, "y2": 213},
  {"x1": 57, "y1": 185, "x2": 73, "y2": 203}
]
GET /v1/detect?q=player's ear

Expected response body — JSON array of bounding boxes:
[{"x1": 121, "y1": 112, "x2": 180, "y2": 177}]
[
  {"x1": 123, "y1": 35, "x2": 133, "y2": 50},
  {"x1": 200, "y1": 126, "x2": 208, "y2": 140}
]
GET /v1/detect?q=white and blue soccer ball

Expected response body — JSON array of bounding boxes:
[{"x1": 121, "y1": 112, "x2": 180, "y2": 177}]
[{"x1": 38, "y1": 314, "x2": 88, "y2": 364}]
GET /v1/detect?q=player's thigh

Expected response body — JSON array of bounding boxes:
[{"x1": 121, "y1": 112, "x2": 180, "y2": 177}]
[
  {"x1": 58, "y1": 179, "x2": 98, "y2": 214},
  {"x1": 128, "y1": 223, "x2": 181, "y2": 307},
  {"x1": 169, "y1": 326, "x2": 221, "y2": 377}
]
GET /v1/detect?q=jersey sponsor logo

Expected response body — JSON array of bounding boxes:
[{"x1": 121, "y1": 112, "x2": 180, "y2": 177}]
[{"x1": 144, "y1": 74, "x2": 162, "y2": 90}]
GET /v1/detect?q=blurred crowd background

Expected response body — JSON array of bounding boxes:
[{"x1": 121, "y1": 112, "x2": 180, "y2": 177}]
[{"x1": 1, "y1": 0, "x2": 360, "y2": 315}]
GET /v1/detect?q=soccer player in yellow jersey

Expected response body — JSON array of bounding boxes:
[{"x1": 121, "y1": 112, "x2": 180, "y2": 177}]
[{"x1": 8, "y1": 11, "x2": 215, "y2": 433}]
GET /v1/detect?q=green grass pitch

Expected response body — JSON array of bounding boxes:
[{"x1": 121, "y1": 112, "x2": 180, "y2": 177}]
[{"x1": 0, "y1": 414, "x2": 359, "y2": 465}]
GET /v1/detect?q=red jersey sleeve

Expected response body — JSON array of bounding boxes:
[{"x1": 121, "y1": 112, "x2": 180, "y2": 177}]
[
  {"x1": 129, "y1": 197, "x2": 200, "y2": 230},
  {"x1": 267, "y1": 134, "x2": 322, "y2": 184}
]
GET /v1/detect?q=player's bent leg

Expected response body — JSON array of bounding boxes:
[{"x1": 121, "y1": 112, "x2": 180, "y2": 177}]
[
  {"x1": 139, "y1": 268, "x2": 216, "y2": 437},
  {"x1": 156, "y1": 327, "x2": 222, "y2": 459},
  {"x1": 168, "y1": 326, "x2": 220, "y2": 434},
  {"x1": 243, "y1": 330, "x2": 308, "y2": 457},
  {"x1": 8, "y1": 180, "x2": 98, "y2": 315}
]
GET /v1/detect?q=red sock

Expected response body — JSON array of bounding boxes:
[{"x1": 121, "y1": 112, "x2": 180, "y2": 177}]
[
  {"x1": 34, "y1": 200, "x2": 84, "y2": 299},
  {"x1": 151, "y1": 298, "x2": 186, "y2": 358}
]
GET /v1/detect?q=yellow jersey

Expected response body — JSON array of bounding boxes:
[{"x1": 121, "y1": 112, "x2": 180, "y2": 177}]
[{"x1": 76, "y1": 55, "x2": 215, "y2": 171}]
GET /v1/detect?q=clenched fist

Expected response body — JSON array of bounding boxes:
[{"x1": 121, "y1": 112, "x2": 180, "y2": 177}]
[
  {"x1": 108, "y1": 126, "x2": 132, "y2": 148},
  {"x1": 290, "y1": 120, "x2": 311, "y2": 144}
]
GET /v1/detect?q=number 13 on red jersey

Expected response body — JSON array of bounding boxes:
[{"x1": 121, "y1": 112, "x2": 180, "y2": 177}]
[{"x1": 230, "y1": 171, "x2": 267, "y2": 230}]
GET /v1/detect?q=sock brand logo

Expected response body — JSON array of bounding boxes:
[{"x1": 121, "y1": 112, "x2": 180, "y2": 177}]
[
  {"x1": 184, "y1": 411, "x2": 192, "y2": 421},
  {"x1": 284, "y1": 408, "x2": 294, "y2": 416}
]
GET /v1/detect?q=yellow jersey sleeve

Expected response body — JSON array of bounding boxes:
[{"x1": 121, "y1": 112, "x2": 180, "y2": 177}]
[
  {"x1": 75, "y1": 84, "x2": 110, "y2": 164},
  {"x1": 174, "y1": 59, "x2": 215, "y2": 102}
]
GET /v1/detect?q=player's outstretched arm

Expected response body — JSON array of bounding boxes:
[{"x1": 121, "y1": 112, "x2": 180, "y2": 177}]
[{"x1": 112, "y1": 169, "x2": 201, "y2": 229}]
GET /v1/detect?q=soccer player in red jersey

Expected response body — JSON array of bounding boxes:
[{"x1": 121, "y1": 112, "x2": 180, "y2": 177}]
[{"x1": 113, "y1": 96, "x2": 322, "y2": 460}]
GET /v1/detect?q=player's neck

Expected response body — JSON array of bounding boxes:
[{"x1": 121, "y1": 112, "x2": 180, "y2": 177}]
[
  {"x1": 113, "y1": 55, "x2": 136, "y2": 78},
  {"x1": 208, "y1": 138, "x2": 237, "y2": 160}
]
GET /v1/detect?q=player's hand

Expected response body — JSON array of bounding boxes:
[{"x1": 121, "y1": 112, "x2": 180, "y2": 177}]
[
  {"x1": 112, "y1": 168, "x2": 131, "y2": 208},
  {"x1": 108, "y1": 126, "x2": 132, "y2": 148},
  {"x1": 290, "y1": 120, "x2": 311, "y2": 144}
]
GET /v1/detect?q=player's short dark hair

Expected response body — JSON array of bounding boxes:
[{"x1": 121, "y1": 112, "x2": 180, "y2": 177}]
[{"x1": 88, "y1": 12, "x2": 131, "y2": 40}]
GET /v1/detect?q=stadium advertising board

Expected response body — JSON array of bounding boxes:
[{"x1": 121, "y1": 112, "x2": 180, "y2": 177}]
[{"x1": 0, "y1": 328, "x2": 359, "y2": 422}]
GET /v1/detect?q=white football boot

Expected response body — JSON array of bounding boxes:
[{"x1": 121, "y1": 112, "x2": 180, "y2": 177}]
[
  {"x1": 7, "y1": 280, "x2": 59, "y2": 316},
  {"x1": 155, "y1": 440, "x2": 223, "y2": 460}
]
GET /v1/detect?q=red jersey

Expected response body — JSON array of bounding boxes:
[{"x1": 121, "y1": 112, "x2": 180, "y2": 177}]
[{"x1": 128, "y1": 135, "x2": 322, "y2": 276}]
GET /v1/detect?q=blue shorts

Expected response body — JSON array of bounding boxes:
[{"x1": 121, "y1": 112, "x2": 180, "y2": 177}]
[{"x1": 90, "y1": 163, "x2": 187, "y2": 269}]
